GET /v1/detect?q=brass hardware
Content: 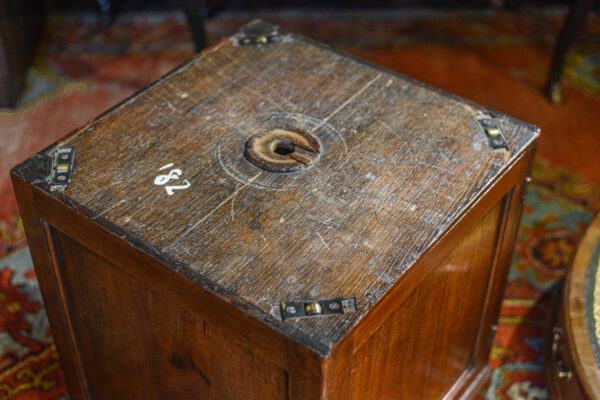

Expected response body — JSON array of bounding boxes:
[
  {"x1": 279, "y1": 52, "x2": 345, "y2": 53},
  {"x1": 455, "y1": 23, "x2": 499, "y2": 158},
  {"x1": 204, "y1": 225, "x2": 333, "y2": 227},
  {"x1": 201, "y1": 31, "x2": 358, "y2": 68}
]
[
  {"x1": 56, "y1": 163, "x2": 70, "y2": 172},
  {"x1": 304, "y1": 302, "x2": 323, "y2": 315},
  {"x1": 49, "y1": 146, "x2": 75, "y2": 191},
  {"x1": 272, "y1": 297, "x2": 357, "y2": 321},
  {"x1": 237, "y1": 32, "x2": 282, "y2": 46},
  {"x1": 552, "y1": 326, "x2": 573, "y2": 381},
  {"x1": 477, "y1": 113, "x2": 508, "y2": 150},
  {"x1": 557, "y1": 369, "x2": 573, "y2": 380},
  {"x1": 522, "y1": 176, "x2": 532, "y2": 203},
  {"x1": 486, "y1": 127, "x2": 500, "y2": 137},
  {"x1": 235, "y1": 20, "x2": 286, "y2": 47}
]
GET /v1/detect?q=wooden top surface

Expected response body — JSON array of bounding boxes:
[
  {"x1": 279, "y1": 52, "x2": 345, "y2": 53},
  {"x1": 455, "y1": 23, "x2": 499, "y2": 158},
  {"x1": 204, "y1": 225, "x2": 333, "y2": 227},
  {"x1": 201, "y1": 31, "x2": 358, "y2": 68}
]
[
  {"x1": 568, "y1": 212, "x2": 600, "y2": 398},
  {"x1": 14, "y1": 20, "x2": 539, "y2": 354}
]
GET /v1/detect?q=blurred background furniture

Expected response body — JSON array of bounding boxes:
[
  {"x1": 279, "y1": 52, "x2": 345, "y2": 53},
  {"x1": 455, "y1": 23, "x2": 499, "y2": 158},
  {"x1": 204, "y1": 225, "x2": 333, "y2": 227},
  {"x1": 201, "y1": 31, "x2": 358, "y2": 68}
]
[
  {"x1": 0, "y1": 0, "x2": 44, "y2": 107},
  {"x1": 1, "y1": 0, "x2": 590, "y2": 107},
  {"x1": 545, "y1": 0, "x2": 599, "y2": 103}
]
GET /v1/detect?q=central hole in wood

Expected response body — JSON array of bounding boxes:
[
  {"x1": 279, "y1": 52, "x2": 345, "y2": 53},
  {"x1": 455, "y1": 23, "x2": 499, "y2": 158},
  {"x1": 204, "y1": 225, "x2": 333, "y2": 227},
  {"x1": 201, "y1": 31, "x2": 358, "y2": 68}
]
[
  {"x1": 272, "y1": 141, "x2": 295, "y2": 156},
  {"x1": 244, "y1": 128, "x2": 320, "y2": 173}
]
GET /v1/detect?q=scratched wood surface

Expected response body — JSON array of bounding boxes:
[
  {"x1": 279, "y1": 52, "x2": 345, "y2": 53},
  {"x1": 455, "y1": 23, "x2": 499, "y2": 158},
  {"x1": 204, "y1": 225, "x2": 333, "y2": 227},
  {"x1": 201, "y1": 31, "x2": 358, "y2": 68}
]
[{"x1": 15, "y1": 20, "x2": 538, "y2": 351}]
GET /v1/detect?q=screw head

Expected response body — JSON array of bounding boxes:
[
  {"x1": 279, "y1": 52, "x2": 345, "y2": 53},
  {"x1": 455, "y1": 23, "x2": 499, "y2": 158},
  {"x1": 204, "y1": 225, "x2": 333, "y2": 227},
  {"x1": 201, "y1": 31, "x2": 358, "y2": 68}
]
[
  {"x1": 328, "y1": 302, "x2": 340, "y2": 311},
  {"x1": 285, "y1": 305, "x2": 297, "y2": 314}
]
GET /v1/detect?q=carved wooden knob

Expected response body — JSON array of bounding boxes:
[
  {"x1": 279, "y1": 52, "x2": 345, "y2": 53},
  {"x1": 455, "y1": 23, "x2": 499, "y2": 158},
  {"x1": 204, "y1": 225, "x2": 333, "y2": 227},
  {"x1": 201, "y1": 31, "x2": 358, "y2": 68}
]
[{"x1": 244, "y1": 128, "x2": 320, "y2": 173}]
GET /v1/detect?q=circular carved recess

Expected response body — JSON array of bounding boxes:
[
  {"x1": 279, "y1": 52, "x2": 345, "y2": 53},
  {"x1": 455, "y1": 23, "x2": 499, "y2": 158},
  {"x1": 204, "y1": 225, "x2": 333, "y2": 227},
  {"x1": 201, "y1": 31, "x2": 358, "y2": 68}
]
[{"x1": 244, "y1": 128, "x2": 321, "y2": 173}]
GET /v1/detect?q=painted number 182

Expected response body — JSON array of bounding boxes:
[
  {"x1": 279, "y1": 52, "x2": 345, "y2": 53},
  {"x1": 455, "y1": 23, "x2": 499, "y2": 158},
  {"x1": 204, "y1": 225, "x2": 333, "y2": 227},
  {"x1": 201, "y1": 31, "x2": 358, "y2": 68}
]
[{"x1": 154, "y1": 163, "x2": 191, "y2": 195}]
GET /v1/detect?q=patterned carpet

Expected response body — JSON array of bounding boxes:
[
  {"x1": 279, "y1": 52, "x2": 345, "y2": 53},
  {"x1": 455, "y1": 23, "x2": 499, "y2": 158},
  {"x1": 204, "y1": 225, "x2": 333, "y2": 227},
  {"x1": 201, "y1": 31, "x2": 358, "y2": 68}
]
[
  {"x1": 488, "y1": 159, "x2": 599, "y2": 399},
  {"x1": 0, "y1": 9, "x2": 599, "y2": 399}
]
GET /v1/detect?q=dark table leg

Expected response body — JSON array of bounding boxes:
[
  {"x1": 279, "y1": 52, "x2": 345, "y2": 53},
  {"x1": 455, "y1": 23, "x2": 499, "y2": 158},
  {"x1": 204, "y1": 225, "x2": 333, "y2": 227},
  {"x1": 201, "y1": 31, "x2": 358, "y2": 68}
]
[
  {"x1": 545, "y1": 0, "x2": 594, "y2": 104},
  {"x1": 181, "y1": 0, "x2": 208, "y2": 52},
  {"x1": 0, "y1": 0, "x2": 44, "y2": 108},
  {"x1": 95, "y1": 0, "x2": 123, "y2": 25}
]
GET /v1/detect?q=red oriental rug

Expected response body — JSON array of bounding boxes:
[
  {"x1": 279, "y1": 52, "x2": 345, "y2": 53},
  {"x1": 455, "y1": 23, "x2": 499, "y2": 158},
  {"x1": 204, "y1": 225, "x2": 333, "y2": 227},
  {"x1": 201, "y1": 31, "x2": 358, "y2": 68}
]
[{"x1": 1, "y1": 9, "x2": 599, "y2": 399}]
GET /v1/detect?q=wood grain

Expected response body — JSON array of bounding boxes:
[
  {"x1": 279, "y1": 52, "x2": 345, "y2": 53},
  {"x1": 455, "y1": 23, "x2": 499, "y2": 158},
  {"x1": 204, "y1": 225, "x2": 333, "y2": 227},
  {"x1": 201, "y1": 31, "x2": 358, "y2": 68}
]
[
  {"x1": 11, "y1": 20, "x2": 540, "y2": 399},
  {"x1": 347, "y1": 203, "x2": 502, "y2": 399},
  {"x1": 12, "y1": 20, "x2": 538, "y2": 351},
  {"x1": 50, "y1": 228, "x2": 288, "y2": 400}
]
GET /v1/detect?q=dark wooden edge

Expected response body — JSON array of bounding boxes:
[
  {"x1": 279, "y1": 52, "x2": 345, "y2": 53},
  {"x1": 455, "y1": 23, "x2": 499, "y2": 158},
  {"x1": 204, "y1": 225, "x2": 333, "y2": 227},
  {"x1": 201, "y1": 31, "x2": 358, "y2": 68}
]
[
  {"x1": 11, "y1": 176, "x2": 90, "y2": 400},
  {"x1": 41, "y1": 222, "x2": 92, "y2": 397},
  {"x1": 10, "y1": 19, "x2": 540, "y2": 358},
  {"x1": 566, "y1": 211, "x2": 600, "y2": 399}
]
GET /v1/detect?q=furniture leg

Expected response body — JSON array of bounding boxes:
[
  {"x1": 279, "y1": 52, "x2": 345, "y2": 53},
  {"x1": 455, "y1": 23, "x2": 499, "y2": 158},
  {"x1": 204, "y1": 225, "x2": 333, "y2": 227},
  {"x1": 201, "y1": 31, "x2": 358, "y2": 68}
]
[{"x1": 545, "y1": 0, "x2": 593, "y2": 104}]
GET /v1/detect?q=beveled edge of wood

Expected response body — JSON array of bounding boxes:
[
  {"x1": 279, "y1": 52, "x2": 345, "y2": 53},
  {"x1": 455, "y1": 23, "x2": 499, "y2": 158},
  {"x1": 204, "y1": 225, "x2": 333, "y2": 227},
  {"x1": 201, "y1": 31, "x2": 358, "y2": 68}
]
[
  {"x1": 11, "y1": 19, "x2": 540, "y2": 358},
  {"x1": 566, "y1": 211, "x2": 600, "y2": 399}
]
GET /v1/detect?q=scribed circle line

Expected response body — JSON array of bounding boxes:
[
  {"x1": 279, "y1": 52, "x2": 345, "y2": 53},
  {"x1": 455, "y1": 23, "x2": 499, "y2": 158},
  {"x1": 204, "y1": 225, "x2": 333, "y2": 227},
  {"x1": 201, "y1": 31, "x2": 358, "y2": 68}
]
[
  {"x1": 216, "y1": 112, "x2": 349, "y2": 191},
  {"x1": 274, "y1": 112, "x2": 349, "y2": 163}
]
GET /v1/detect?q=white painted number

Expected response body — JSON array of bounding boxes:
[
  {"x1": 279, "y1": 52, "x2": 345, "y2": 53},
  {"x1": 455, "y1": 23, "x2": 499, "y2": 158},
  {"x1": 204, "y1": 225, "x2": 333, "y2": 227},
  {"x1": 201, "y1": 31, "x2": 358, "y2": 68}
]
[
  {"x1": 154, "y1": 168, "x2": 182, "y2": 185},
  {"x1": 164, "y1": 180, "x2": 191, "y2": 195},
  {"x1": 154, "y1": 163, "x2": 191, "y2": 196}
]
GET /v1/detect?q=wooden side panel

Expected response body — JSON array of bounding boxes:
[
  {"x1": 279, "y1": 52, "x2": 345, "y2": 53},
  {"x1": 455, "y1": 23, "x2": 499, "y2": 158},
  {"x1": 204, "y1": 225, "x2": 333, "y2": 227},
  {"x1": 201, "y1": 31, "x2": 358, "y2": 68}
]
[
  {"x1": 49, "y1": 228, "x2": 289, "y2": 400},
  {"x1": 12, "y1": 175, "x2": 90, "y2": 399},
  {"x1": 347, "y1": 202, "x2": 503, "y2": 400}
]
